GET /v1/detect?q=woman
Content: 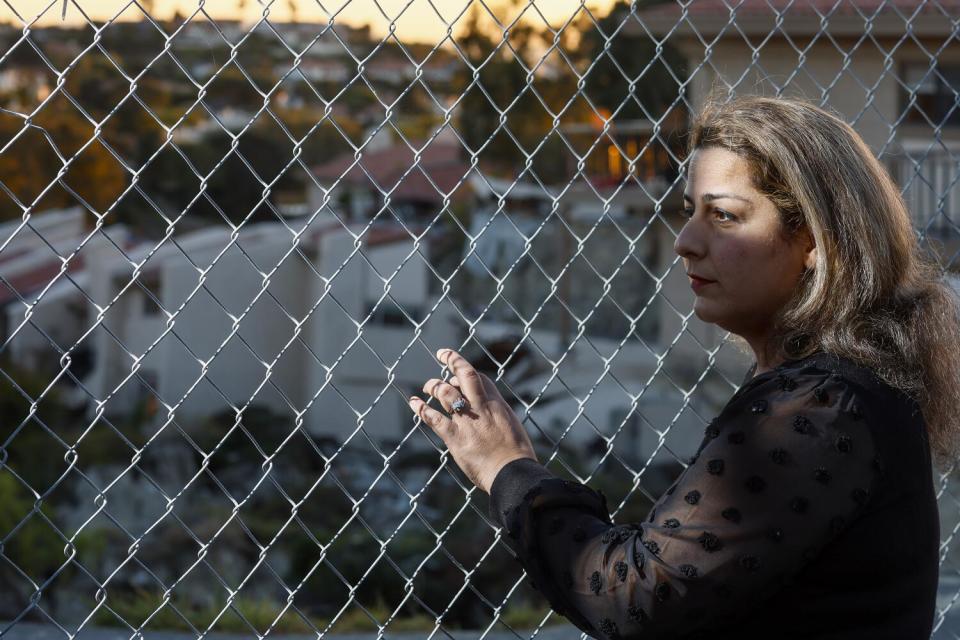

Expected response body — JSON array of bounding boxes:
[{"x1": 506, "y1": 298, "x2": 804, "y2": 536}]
[{"x1": 407, "y1": 95, "x2": 960, "y2": 639}]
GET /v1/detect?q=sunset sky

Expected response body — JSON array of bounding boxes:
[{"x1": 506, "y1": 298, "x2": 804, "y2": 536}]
[{"x1": 4, "y1": 0, "x2": 620, "y2": 44}]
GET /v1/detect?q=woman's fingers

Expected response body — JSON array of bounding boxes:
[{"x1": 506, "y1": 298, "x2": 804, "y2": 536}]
[
  {"x1": 436, "y1": 349, "x2": 487, "y2": 405},
  {"x1": 422, "y1": 377, "x2": 460, "y2": 413},
  {"x1": 475, "y1": 371, "x2": 500, "y2": 398},
  {"x1": 408, "y1": 348, "x2": 538, "y2": 493},
  {"x1": 408, "y1": 396, "x2": 454, "y2": 439},
  {"x1": 442, "y1": 361, "x2": 502, "y2": 400}
]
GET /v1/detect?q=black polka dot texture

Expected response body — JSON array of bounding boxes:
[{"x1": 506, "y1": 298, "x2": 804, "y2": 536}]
[
  {"x1": 698, "y1": 531, "x2": 722, "y2": 552},
  {"x1": 680, "y1": 564, "x2": 699, "y2": 578},
  {"x1": 634, "y1": 547, "x2": 645, "y2": 571},
  {"x1": 814, "y1": 467, "x2": 832, "y2": 484},
  {"x1": 740, "y1": 555, "x2": 762, "y2": 572},
  {"x1": 776, "y1": 373, "x2": 798, "y2": 391},
  {"x1": 627, "y1": 604, "x2": 647, "y2": 622},
  {"x1": 598, "y1": 617, "x2": 618, "y2": 639},
  {"x1": 484, "y1": 364, "x2": 881, "y2": 640},
  {"x1": 835, "y1": 434, "x2": 854, "y2": 454},
  {"x1": 601, "y1": 526, "x2": 633, "y2": 545},
  {"x1": 590, "y1": 571, "x2": 602, "y2": 595},
  {"x1": 793, "y1": 415, "x2": 813, "y2": 435},
  {"x1": 770, "y1": 448, "x2": 790, "y2": 465},
  {"x1": 615, "y1": 560, "x2": 629, "y2": 582},
  {"x1": 705, "y1": 418, "x2": 721, "y2": 439},
  {"x1": 654, "y1": 581, "x2": 671, "y2": 602},
  {"x1": 721, "y1": 507, "x2": 741, "y2": 523},
  {"x1": 750, "y1": 399, "x2": 768, "y2": 414}
]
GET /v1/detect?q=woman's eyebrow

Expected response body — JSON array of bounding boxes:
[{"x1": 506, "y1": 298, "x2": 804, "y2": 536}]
[{"x1": 683, "y1": 192, "x2": 754, "y2": 204}]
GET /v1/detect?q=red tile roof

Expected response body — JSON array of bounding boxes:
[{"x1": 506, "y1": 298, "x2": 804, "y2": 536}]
[
  {"x1": 0, "y1": 255, "x2": 85, "y2": 306},
  {"x1": 312, "y1": 140, "x2": 470, "y2": 204},
  {"x1": 638, "y1": 1, "x2": 960, "y2": 16},
  {"x1": 632, "y1": 0, "x2": 959, "y2": 37}
]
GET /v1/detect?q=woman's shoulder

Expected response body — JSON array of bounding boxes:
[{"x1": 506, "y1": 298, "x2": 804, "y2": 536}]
[{"x1": 744, "y1": 351, "x2": 921, "y2": 422}]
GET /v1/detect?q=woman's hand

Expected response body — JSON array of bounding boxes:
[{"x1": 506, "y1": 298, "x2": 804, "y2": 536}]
[{"x1": 408, "y1": 348, "x2": 538, "y2": 494}]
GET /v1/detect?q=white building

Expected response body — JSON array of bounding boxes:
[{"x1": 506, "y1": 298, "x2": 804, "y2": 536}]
[
  {"x1": 0, "y1": 209, "x2": 465, "y2": 445},
  {"x1": 0, "y1": 207, "x2": 716, "y2": 465}
]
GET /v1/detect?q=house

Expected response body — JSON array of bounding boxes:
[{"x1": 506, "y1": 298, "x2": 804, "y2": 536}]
[
  {"x1": 628, "y1": 0, "x2": 960, "y2": 378},
  {"x1": 310, "y1": 132, "x2": 474, "y2": 222},
  {"x1": 0, "y1": 192, "x2": 715, "y2": 464},
  {"x1": 0, "y1": 209, "x2": 462, "y2": 444}
]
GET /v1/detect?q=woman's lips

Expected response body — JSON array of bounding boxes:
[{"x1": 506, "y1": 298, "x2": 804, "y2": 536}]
[{"x1": 689, "y1": 275, "x2": 716, "y2": 291}]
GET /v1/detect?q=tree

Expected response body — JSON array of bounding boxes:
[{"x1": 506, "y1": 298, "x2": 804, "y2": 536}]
[
  {"x1": 453, "y1": 1, "x2": 562, "y2": 177},
  {"x1": 574, "y1": 1, "x2": 687, "y2": 121}
]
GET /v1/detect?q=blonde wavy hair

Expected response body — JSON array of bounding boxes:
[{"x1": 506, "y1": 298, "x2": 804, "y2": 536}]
[{"x1": 687, "y1": 94, "x2": 960, "y2": 471}]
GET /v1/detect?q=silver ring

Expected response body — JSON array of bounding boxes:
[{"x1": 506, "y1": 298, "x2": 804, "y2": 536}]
[{"x1": 451, "y1": 395, "x2": 468, "y2": 414}]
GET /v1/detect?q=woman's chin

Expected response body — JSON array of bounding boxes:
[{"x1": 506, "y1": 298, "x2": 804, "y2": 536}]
[{"x1": 691, "y1": 299, "x2": 724, "y2": 325}]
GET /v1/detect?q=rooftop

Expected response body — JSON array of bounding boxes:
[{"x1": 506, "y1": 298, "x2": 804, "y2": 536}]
[{"x1": 629, "y1": 0, "x2": 960, "y2": 38}]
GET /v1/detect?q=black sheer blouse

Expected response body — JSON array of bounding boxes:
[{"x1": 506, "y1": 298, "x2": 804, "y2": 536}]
[{"x1": 488, "y1": 351, "x2": 940, "y2": 639}]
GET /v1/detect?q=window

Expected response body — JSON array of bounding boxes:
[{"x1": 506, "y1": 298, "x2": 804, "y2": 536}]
[
  {"x1": 896, "y1": 141, "x2": 959, "y2": 237},
  {"x1": 365, "y1": 300, "x2": 421, "y2": 327},
  {"x1": 141, "y1": 273, "x2": 163, "y2": 316},
  {"x1": 901, "y1": 62, "x2": 960, "y2": 127}
]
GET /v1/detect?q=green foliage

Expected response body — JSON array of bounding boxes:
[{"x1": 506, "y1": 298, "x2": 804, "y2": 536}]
[
  {"x1": 0, "y1": 356, "x2": 76, "y2": 493},
  {"x1": 0, "y1": 473, "x2": 66, "y2": 610},
  {"x1": 453, "y1": 2, "x2": 565, "y2": 176},
  {"x1": 92, "y1": 589, "x2": 318, "y2": 634},
  {"x1": 576, "y1": 1, "x2": 688, "y2": 120},
  {"x1": 91, "y1": 589, "x2": 441, "y2": 634},
  {"x1": 320, "y1": 598, "x2": 437, "y2": 633},
  {"x1": 500, "y1": 601, "x2": 567, "y2": 628}
]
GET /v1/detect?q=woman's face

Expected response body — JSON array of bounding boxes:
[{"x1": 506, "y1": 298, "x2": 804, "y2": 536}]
[{"x1": 673, "y1": 146, "x2": 815, "y2": 339}]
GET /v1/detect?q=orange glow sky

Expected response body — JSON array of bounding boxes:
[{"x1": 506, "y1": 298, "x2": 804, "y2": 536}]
[{"x1": 3, "y1": 0, "x2": 620, "y2": 44}]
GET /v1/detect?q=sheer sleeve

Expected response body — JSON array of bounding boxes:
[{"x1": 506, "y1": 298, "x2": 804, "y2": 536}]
[{"x1": 488, "y1": 368, "x2": 881, "y2": 639}]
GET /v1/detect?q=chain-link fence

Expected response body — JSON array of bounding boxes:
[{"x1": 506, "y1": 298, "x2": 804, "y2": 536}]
[{"x1": 0, "y1": 0, "x2": 958, "y2": 637}]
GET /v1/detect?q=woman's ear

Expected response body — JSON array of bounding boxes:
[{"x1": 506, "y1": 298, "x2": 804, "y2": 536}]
[{"x1": 802, "y1": 228, "x2": 817, "y2": 270}]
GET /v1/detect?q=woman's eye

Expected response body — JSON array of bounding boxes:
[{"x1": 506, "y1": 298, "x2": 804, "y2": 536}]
[{"x1": 680, "y1": 207, "x2": 735, "y2": 222}]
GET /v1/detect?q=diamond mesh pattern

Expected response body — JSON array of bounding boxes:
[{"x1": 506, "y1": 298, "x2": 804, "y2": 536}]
[{"x1": 0, "y1": 0, "x2": 958, "y2": 637}]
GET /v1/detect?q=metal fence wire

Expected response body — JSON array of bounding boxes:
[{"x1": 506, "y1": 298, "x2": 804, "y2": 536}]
[{"x1": 0, "y1": 0, "x2": 959, "y2": 637}]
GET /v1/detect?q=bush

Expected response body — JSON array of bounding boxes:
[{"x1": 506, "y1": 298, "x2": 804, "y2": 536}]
[
  {"x1": 92, "y1": 589, "x2": 319, "y2": 634},
  {"x1": 0, "y1": 473, "x2": 67, "y2": 618}
]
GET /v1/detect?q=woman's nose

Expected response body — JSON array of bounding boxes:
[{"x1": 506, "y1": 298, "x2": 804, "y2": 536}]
[{"x1": 674, "y1": 217, "x2": 705, "y2": 260}]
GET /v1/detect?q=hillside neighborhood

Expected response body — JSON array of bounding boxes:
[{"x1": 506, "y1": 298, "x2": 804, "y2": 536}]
[{"x1": 0, "y1": 0, "x2": 959, "y2": 634}]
